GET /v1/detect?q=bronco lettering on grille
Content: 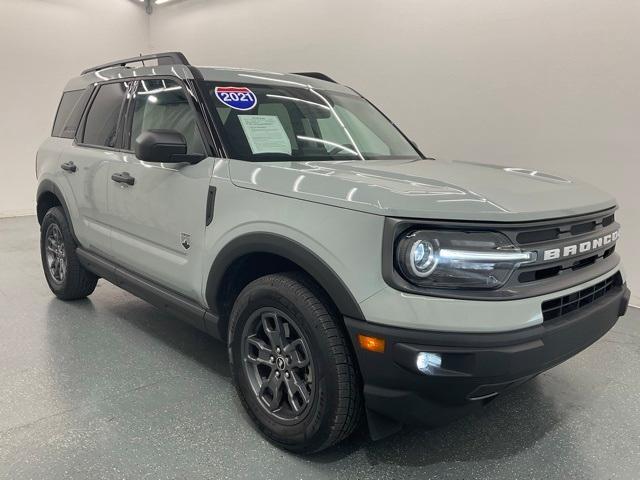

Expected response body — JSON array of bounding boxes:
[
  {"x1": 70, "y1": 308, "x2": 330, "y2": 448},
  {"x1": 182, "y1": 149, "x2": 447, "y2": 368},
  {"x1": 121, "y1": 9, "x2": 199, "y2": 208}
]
[{"x1": 542, "y1": 230, "x2": 619, "y2": 261}]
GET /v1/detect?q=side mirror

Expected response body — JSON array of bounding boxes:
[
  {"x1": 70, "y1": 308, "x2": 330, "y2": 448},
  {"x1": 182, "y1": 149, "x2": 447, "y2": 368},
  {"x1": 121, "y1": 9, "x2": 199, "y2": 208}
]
[{"x1": 134, "y1": 129, "x2": 204, "y2": 164}]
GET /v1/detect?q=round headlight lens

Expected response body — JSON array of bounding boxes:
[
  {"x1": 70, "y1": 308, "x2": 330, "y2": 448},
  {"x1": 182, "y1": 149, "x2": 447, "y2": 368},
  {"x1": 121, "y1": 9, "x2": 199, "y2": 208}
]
[{"x1": 409, "y1": 239, "x2": 438, "y2": 277}]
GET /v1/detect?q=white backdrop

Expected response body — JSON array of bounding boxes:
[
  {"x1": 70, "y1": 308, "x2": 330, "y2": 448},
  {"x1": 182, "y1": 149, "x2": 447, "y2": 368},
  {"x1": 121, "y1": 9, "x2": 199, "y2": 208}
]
[
  {"x1": 0, "y1": 0, "x2": 148, "y2": 217},
  {"x1": 0, "y1": 0, "x2": 637, "y2": 301}
]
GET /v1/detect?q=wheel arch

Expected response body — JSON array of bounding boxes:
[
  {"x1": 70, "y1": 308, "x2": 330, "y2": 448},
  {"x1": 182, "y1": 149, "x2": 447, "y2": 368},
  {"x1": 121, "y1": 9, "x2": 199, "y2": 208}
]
[
  {"x1": 205, "y1": 232, "x2": 365, "y2": 337},
  {"x1": 36, "y1": 180, "x2": 79, "y2": 244}
]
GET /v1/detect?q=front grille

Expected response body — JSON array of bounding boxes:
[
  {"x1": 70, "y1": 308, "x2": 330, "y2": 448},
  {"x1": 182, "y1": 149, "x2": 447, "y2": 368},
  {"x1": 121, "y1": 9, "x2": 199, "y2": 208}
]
[
  {"x1": 513, "y1": 210, "x2": 618, "y2": 285},
  {"x1": 541, "y1": 272, "x2": 621, "y2": 321},
  {"x1": 516, "y1": 213, "x2": 615, "y2": 245},
  {"x1": 517, "y1": 245, "x2": 616, "y2": 284}
]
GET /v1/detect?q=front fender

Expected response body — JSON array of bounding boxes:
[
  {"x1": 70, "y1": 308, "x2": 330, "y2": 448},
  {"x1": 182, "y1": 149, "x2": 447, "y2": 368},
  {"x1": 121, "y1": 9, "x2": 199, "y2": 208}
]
[{"x1": 205, "y1": 231, "x2": 365, "y2": 320}]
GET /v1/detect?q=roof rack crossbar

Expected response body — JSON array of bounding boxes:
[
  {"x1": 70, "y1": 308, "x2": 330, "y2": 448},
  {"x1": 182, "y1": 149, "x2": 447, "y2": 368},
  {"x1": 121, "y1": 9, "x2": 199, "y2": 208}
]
[
  {"x1": 291, "y1": 72, "x2": 337, "y2": 83},
  {"x1": 81, "y1": 51, "x2": 190, "y2": 75}
]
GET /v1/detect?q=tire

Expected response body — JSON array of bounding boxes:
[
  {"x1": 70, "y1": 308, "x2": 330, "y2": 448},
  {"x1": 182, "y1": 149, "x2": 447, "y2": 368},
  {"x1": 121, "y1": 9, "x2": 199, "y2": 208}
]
[
  {"x1": 40, "y1": 206, "x2": 98, "y2": 300},
  {"x1": 228, "y1": 272, "x2": 362, "y2": 453}
]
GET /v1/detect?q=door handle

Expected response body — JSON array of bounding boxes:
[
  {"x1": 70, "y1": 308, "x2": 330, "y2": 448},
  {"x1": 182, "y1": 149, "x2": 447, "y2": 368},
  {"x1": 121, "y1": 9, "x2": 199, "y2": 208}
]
[
  {"x1": 111, "y1": 172, "x2": 135, "y2": 186},
  {"x1": 60, "y1": 161, "x2": 77, "y2": 173}
]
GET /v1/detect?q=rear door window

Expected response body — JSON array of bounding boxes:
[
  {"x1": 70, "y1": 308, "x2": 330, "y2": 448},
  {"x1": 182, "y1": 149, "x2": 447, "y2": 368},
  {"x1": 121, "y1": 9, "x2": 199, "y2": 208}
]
[
  {"x1": 52, "y1": 89, "x2": 91, "y2": 139},
  {"x1": 82, "y1": 82, "x2": 128, "y2": 148}
]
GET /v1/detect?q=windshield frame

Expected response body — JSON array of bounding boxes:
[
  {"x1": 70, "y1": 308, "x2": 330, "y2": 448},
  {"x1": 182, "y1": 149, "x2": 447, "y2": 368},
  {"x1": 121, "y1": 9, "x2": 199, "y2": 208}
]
[{"x1": 199, "y1": 80, "x2": 426, "y2": 162}]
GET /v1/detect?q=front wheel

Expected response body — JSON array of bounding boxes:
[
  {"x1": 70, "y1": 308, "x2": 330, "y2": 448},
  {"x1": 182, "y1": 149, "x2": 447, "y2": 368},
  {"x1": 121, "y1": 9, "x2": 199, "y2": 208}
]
[
  {"x1": 40, "y1": 207, "x2": 98, "y2": 300},
  {"x1": 228, "y1": 272, "x2": 362, "y2": 453}
]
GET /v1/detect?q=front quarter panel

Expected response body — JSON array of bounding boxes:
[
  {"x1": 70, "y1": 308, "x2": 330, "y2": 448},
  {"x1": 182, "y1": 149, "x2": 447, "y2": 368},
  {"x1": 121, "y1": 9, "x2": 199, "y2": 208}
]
[{"x1": 203, "y1": 159, "x2": 387, "y2": 311}]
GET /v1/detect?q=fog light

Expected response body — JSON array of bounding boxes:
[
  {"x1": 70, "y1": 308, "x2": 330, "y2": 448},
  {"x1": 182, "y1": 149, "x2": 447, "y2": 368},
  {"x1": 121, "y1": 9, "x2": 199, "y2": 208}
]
[{"x1": 416, "y1": 352, "x2": 442, "y2": 374}]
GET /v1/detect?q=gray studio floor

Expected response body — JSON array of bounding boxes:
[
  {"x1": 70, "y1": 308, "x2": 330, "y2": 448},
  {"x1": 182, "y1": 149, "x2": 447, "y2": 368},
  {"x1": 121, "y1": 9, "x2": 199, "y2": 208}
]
[{"x1": 1, "y1": 215, "x2": 639, "y2": 479}]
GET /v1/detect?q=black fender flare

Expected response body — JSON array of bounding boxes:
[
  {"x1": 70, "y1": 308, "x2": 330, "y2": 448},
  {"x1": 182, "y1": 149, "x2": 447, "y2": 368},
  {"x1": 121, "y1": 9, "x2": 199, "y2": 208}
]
[
  {"x1": 36, "y1": 179, "x2": 79, "y2": 244},
  {"x1": 205, "y1": 232, "x2": 365, "y2": 320}
]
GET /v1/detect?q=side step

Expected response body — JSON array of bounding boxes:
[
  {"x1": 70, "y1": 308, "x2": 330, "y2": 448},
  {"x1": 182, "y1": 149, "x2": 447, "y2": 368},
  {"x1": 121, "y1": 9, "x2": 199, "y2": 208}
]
[{"x1": 76, "y1": 248, "x2": 224, "y2": 341}]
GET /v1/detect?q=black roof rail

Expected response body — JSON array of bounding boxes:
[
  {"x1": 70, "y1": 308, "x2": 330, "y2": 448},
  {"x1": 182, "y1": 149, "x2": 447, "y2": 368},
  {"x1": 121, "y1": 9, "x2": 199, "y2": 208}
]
[
  {"x1": 81, "y1": 52, "x2": 190, "y2": 75},
  {"x1": 291, "y1": 72, "x2": 337, "y2": 83}
]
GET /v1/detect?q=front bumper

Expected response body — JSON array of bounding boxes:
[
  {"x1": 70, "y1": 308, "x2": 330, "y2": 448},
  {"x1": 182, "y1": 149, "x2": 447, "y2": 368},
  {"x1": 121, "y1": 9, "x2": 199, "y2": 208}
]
[{"x1": 345, "y1": 280, "x2": 630, "y2": 438}]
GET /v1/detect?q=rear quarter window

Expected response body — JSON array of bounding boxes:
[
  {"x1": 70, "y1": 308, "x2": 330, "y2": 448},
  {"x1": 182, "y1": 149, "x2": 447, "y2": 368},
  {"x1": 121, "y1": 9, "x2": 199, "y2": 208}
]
[{"x1": 51, "y1": 89, "x2": 91, "y2": 139}]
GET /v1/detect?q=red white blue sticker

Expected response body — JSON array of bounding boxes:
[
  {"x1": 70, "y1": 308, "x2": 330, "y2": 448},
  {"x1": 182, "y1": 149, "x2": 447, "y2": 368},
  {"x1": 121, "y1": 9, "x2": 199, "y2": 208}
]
[{"x1": 214, "y1": 86, "x2": 257, "y2": 111}]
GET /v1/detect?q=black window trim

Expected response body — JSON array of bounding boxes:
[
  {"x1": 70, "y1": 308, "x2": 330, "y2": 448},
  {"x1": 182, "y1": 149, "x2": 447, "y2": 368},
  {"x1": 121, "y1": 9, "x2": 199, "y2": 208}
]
[
  {"x1": 75, "y1": 79, "x2": 130, "y2": 151},
  {"x1": 191, "y1": 76, "x2": 227, "y2": 158},
  {"x1": 118, "y1": 80, "x2": 138, "y2": 153},
  {"x1": 73, "y1": 84, "x2": 97, "y2": 147},
  {"x1": 348, "y1": 86, "x2": 428, "y2": 160}
]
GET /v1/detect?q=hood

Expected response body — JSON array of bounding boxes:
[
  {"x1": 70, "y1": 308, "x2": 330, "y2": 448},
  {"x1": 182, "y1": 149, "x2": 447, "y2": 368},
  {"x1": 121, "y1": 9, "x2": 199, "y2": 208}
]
[{"x1": 229, "y1": 158, "x2": 616, "y2": 222}]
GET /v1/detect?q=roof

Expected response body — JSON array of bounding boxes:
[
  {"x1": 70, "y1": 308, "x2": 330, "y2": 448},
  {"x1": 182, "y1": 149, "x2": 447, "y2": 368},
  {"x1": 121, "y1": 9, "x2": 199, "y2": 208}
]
[
  {"x1": 196, "y1": 66, "x2": 350, "y2": 92},
  {"x1": 65, "y1": 52, "x2": 351, "y2": 94}
]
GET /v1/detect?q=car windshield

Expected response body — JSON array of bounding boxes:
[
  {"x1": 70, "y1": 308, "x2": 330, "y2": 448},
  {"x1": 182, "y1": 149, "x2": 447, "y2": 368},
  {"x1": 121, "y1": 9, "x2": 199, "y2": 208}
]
[{"x1": 204, "y1": 81, "x2": 421, "y2": 161}]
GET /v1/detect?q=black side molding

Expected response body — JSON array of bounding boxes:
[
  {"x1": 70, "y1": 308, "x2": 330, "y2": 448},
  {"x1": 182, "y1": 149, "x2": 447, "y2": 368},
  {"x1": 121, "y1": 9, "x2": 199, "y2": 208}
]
[
  {"x1": 205, "y1": 186, "x2": 216, "y2": 226},
  {"x1": 76, "y1": 248, "x2": 224, "y2": 341}
]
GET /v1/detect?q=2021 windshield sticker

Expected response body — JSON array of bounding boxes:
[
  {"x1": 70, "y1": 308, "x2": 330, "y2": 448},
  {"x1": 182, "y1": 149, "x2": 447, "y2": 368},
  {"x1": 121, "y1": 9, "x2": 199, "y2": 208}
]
[{"x1": 214, "y1": 86, "x2": 257, "y2": 110}]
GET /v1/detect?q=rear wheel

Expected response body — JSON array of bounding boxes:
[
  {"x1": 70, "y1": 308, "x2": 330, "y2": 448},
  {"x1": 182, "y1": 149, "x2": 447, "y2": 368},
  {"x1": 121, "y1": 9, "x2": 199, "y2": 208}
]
[
  {"x1": 228, "y1": 272, "x2": 362, "y2": 453},
  {"x1": 40, "y1": 207, "x2": 98, "y2": 300}
]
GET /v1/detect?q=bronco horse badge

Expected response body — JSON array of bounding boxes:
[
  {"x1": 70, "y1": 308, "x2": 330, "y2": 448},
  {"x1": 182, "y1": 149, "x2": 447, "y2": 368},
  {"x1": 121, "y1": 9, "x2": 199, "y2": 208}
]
[{"x1": 180, "y1": 233, "x2": 191, "y2": 250}]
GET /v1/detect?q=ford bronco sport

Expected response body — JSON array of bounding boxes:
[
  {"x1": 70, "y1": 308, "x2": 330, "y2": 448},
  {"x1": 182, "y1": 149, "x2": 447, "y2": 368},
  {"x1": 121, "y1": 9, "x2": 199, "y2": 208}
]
[{"x1": 36, "y1": 52, "x2": 631, "y2": 453}]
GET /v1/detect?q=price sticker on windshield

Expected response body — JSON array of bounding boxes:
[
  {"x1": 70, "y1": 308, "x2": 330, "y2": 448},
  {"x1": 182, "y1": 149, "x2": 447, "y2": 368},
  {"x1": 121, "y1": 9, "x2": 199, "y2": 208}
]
[{"x1": 214, "y1": 86, "x2": 257, "y2": 111}]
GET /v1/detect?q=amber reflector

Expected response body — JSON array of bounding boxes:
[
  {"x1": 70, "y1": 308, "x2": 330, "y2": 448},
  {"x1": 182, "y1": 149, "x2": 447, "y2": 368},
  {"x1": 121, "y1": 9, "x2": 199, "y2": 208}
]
[{"x1": 358, "y1": 334, "x2": 386, "y2": 353}]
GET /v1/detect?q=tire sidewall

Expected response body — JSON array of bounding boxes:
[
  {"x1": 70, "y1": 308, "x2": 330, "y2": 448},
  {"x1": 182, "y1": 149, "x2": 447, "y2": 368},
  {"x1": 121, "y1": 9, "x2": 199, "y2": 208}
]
[{"x1": 229, "y1": 277, "x2": 342, "y2": 451}]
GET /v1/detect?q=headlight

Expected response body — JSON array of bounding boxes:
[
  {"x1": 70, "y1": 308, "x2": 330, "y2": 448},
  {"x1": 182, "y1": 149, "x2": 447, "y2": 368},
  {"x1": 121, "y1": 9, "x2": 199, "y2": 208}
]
[
  {"x1": 396, "y1": 230, "x2": 536, "y2": 290},
  {"x1": 409, "y1": 239, "x2": 438, "y2": 277}
]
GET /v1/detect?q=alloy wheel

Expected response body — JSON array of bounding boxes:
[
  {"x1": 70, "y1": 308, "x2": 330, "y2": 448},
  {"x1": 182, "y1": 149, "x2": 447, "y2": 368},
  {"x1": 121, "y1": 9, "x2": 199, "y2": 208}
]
[
  {"x1": 45, "y1": 223, "x2": 66, "y2": 284},
  {"x1": 241, "y1": 307, "x2": 315, "y2": 422}
]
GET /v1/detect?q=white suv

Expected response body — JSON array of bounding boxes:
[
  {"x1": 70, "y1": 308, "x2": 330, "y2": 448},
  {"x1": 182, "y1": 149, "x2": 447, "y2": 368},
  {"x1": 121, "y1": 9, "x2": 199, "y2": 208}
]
[{"x1": 36, "y1": 52, "x2": 630, "y2": 452}]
